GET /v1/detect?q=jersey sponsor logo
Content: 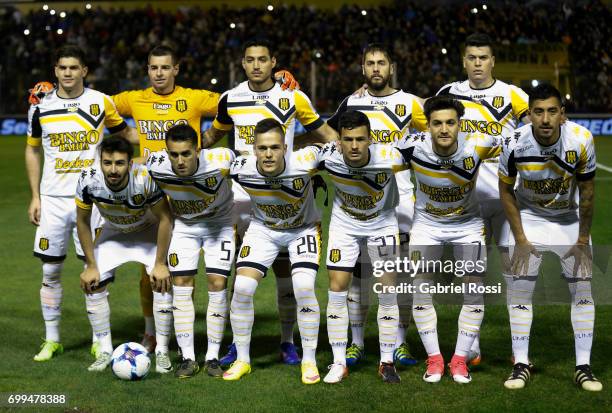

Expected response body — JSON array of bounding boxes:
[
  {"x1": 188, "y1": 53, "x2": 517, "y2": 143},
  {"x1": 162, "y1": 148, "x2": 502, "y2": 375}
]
[
  {"x1": 460, "y1": 119, "x2": 503, "y2": 136},
  {"x1": 168, "y1": 253, "x2": 179, "y2": 267},
  {"x1": 375, "y1": 172, "x2": 388, "y2": 185},
  {"x1": 370, "y1": 130, "x2": 402, "y2": 143},
  {"x1": 39, "y1": 238, "x2": 50, "y2": 251},
  {"x1": 137, "y1": 119, "x2": 189, "y2": 140},
  {"x1": 565, "y1": 150, "x2": 577, "y2": 164},
  {"x1": 329, "y1": 248, "x2": 341, "y2": 263},
  {"x1": 89, "y1": 104, "x2": 101, "y2": 116},
  {"x1": 153, "y1": 103, "x2": 172, "y2": 110},
  {"x1": 292, "y1": 177, "x2": 305, "y2": 190},
  {"x1": 279, "y1": 98, "x2": 290, "y2": 111},
  {"x1": 132, "y1": 194, "x2": 145, "y2": 205},
  {"x1": 176, "y1": 99, "x2": 187, "y2": 113},
  {"x1": 239, "y1": 246, "x2": 251, "y2": 258},
  {"x1": 492, "y1": 96, "x2": 504, "y2": 109},
  {"x1": 49, "y1": 130, "x2": 101, "y2": 152},
  {"x1": 55, "y1": 157, "x2": 95, "y2": 171},
  {"x1": 395, "y1": 104, "x2": 406, "y2": 117},
  {"x1": 523, "y1": 177, "x2": 570, "y2": 195},
  {"x1": 237, "y1": 125, "x2": 256, "y2": 144},
  {"x1": 463, "y1": 156, "x2": 475, "y2": 170},
  {"x1": 205, "y1": 176, "x2": 218, "y2": 188}
]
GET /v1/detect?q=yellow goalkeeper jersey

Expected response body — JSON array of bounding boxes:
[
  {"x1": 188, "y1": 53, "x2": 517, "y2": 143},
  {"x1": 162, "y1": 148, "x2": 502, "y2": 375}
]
[{"x1": 113, "y1": 86, "x2": 219, "y2": 156}]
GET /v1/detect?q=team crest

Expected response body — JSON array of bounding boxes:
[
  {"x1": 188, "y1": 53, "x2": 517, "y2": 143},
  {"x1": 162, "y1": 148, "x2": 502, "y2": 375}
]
[
  {"x1": 279, "y1": 98, "x2": 290, "y2": 111},
  {"x1": 132, "y1": 194, "x2": 145, "y2": 205},
  {"x1": 292, "y1": 178, "x2": 305, "y2": 190},
  {"x1": 39, "y1": 238, "x2": 49, "y2": 251},
  {"x1": 239, "y1": 246, "x2": 251, "y2": 258},
  {"x1": 176, "y1": 99, "x2": 187, "y2": 113},
  {"x1": 565, "y1": 150, "x2": 577, "y2": 164},
  {"x1": 89, "y1": 104, "x2": 100, "y2": 116},
  {"x1": 395, "y1": 104, "x2": 406, "y2": 117},
  {"x1": 329, "y1": 249, "x2": 341, "y2": 263},
  {"x1": 205, "y1": 176, "x2": 218, "y2": 188},
  {"x1": 463, "y1": 156, "x2": 475, "y2": 170},
  {"x1": 168, "y1": 253, "x2": 179, "y2": 267},
  {"x1": 492, "y1": 96, "x2": 504, "y2": 109},
  {"x1": 375, "y1": 172, "x2": 388, "y2": 184}
]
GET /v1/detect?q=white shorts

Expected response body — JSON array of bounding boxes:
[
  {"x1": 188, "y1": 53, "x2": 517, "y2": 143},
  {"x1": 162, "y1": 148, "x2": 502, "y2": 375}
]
[
  {"x1": 396, "y1": 190, "x2": 415, "y2": 250},
  {"x1": 168, "y1": 219, "x2": 236, "y2": 277},
  {"x1": 236, "y1": 221, "x2": 321, "y2": 276},
  {"x1": 479, "y1": 198, "x2": 509, "y2": 247},
  {"x1": 409, "y1": 222, "x2": 487, "y2": 276},
  {"x1": 503, "y1": 214, "x2": 591, "y2": 280},
  {"x1": 95, "y1": 224, "x2": 158, "y2": 285},
  {"x1": 33, "y1": 195, "x2": 83, "y2": 261},
  {"x1": 232, "y1": 183, "x2": 252, "y2": 237},
  {"x1": 326, "y1": 223, "x2": 399, "y2": 271}
]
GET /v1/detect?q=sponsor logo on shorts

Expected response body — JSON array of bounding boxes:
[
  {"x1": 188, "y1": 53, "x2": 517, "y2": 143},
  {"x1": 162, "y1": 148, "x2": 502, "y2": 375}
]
[
  {"x1": 329, "y1": 248, "x2": 341, "y2": 263},
  {"x1": 39, "y1": 238, "x2": 49, "y2": 251},
  {"x1": 168, "y1": 253, "x2": 179, "y2": 267},
  {"x1": 239, "y1": 246, "x2": 251, "y2": 258},
  {"x1": 89, "y1": 104, "x2": 101, "y2": 116},
  {"x1": 176, "y1": 99, "x2": 187, "y2": 113}
]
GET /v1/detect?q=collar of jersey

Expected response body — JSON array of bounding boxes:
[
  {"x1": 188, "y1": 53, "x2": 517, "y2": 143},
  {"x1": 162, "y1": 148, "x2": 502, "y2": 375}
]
[
  {"x1": 467, "y1": 78, "x2": 497, "y2": 91},
  {"x1": 256, "y1": 158, "x2": 287, "y2": 177},
  {"x1": 56, "y1": 88, "x2": 86, "y2": 100},
  {"x1": 152, "y1": 86, "x2": 177, "y2": 96},
  {"x1": 365, "y1": 88, "x2": 401, "y2": 98},
  {"x1": 247, "y1": 81, "x2": 275, "y2": 93}
]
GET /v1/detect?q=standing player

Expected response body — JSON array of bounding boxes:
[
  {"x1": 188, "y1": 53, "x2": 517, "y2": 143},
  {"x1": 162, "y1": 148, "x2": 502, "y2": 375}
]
[
  {"x1": 147, "y1": 124, "x2": 237, "y2": 378},
  {"x1": 26, "y1": 45, "x2": 130, "y2": 361},
  {"x1": 322, "y1": 111, "x2": 406, "y2": 384},
  {"x1": 499, "y1": 84, "x2": 601, "y2": 391},
  {"x1": 223, "y1": 119, "x2": 322, "y2": 384},
  {"x1": 326, "y1": 43, "x2": 427, "y2": 367},
  {"x1": 396, "y1": 96, "x2": 500, "y2": 384},
  {"x1": 204, "y1": 39, "x2": 336, "y2": 365},
  {"x1": 437, "y1": 33, "x2": 530, "y2": 365},
  {"x1": 75, "y1": 136, "x2": 174, "y2": 373}
]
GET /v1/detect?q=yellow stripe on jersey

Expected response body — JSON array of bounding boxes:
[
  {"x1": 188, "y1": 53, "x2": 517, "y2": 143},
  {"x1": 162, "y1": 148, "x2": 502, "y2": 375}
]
[
  {"x1": 40, "y1": 114, "x2": 101, "y2": 132},
  {"x1": 27, "y1": 136, "x2": 42, "y2": 147},
  {"x1": 411, "y1": 99, "x2": 428, "y2": 132},
  {"x1": 294, "y1": 90, "x2": 320, "y2": 126},
  {"x1": 227, "y1": 107, "x2": 297, "y2": 126},
  {"x1": 498, "y1": 171, "x2": 516, "y2": 185},
  {"x1": 516, "y1": 161, "x2": 569, "y2": 177},
  {"x1": 462, "y1": 101, "x2": 513, "y2": 128},
  {"x1": 510, "y1": 88, "x2": 529, "y2": 119},
  {"x1": 411, "y1": 163, "x2": 470, "y2": 186},
  {"x1": 366, "y1": 112, "x2": 408, "y2": 135},
  {"x1": 103, "y1": 95, "x2": 126, "y2": 128},
  {"x1": 242, "y1": 187, "x2": 301, "y2": 204},
  {"x1": 95, "y1": 202, "x2": 146, "y2": 214},
  {"x1": 156, "y1": 182, "x2": 216, "y2": 198},
  {"x1": 75, "y1": 198, "x2": 92, "y2": 210},
  {"x1": 329, "y1": 175, "x2": 383, "y2": 197},
  {"x1": 475, "y1": 145, "x2": 501, "y2": 160},
  {"x1": 212, "y1": 118, "x2": 233, "y2": 131}
]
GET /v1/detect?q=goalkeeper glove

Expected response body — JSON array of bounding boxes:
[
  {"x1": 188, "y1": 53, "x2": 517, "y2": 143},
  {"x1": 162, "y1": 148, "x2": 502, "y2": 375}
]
[
  {"x1": 28, "y1": 81, "x2": 55, "y2": 105},
  {"x1": 274, "y1": 70, "x2": 300, "y2": 91}
]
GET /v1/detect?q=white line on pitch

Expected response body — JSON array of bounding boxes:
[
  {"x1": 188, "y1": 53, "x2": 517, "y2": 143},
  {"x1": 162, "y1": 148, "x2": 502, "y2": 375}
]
[{"x1": 597, "y1": 163, "x2": 612, "y2": 173}]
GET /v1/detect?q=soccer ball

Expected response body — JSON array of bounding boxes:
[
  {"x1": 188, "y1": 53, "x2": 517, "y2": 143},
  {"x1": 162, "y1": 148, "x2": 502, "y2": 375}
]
[{"x1": 110, "y1": 342, "x2": 151, "y2": 380}]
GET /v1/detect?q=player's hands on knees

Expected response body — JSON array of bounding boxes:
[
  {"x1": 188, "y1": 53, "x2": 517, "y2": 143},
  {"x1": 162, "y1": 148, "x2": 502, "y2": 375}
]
[
  {"x1": 151, "y1": 264, "x2": 171, "y2": 293},
  {"x1": 511, "y1": 240, "x2": 540, "y2": 277},
  {"x1": 80, "y1": 266, "x2": 101, "y2": 293},
  {"x1": 563, "y1": 242, "x2": 592, "y2": 279},
  {"x1": 274, "y1": 70, "x2": 300, "y2": 91},
  {"x1": 28, "y1": 197, "x2": 41, "y2": 225}
]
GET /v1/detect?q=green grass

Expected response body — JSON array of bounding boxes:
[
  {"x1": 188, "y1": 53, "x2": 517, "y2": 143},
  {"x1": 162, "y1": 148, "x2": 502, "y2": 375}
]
[{"x1": 1, "y1": 135, "x2": 611, "y2": 413}]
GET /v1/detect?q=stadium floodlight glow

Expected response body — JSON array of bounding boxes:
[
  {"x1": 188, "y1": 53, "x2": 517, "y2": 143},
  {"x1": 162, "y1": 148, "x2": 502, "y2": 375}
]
[
  {"x1": 211, "y1": 78, "x2": 218, "y2": 85},
  {"x1": 471, "y1": 8, "x2": 478, "y2": 13},
  {"x1": 45, "y1": 25, "x2": 51, "y2": 31},
  {"x1": 42, "y1": 4, "x2": 49, "y2": 11},
  {"x1": 57, "y1": 29, "x2": 63, "y2": 34},
  {"x1": 267, "y1": 5, "x2": 274, "y2": 11},
  {"x1": 441, "y1": 48, "x2": 447, "y2": 54},
  {"x1": 482, "y1": 4, "x2": 488, "y2": 10},
  {"x1": 24, "y1": 29, "x2": 30, "y2": 35},
  {"x1": 86, "y1": 3, "x2": 92, "y2": 10},
  {"x1": 50, "y1": 9, "x2": 56, "y2": 15},
  {"x1": 230, "y1": 22, "x2": 236, "y2": 29},
  {"x1": 565, "y1": 94, "x2": 571, "y2": 100},
  {"x1": 315, "y1": 51, "x2": 322, "y2": 58},
  {"x1": 361, "y1": 10, "x2": 367, "y2": 16},
  {"x1": 531, "y1": 79, "x2": 539, "y2": 87},
  {"x1": 60, "y1": 11, "x2": 66, "y2": 18}
]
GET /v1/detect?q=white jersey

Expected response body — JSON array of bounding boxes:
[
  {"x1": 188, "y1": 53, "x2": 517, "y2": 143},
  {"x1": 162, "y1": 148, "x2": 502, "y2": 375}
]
[
  {"x1": 212, "y1": 81, "x2": 323, "y2": 155},
  {"x1": 327, "y1": 89, "x2": 427, "y2": 194},
  {"x1": 147, "y1": 148, "x2": 236, "y2": 223},
  {"x1": 437, "y1": 79, "x2": 529, "y2": 200},
  {"x1": 319, "y1": 142, "x2": 406, "y2": 232},
  {"x1": 396, "y1": 131, "x2": 500, "y2": 229},
  {"x1": 76, "y1": 163, "x2": 162, "y2": 233},
  {"x1": 498, "y1": 121, "x2": 595, "y2": 220},
  {"x1": 230, "y1": 146, "x2": 322, "y2": 229},
  {"x1": 27, "y1": 88, "x2": 127, "y2": 197}
]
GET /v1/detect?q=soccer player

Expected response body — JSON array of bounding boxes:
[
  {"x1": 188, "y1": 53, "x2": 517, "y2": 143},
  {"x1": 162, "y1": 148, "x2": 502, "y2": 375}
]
[
  {"x1": 498, "y1": 84, "x2": 601, "y2": 391},
  {"x1": 396, "y1": 96, "x2": 500, "y2": 384},
  {"x1": 26, "y1": 45, "x2": 130, "y2": 361},
  {"x1": 436, "y1": 33, "x2": 530, "y2": 365},
  {"x1": 75, "y1": 136, "x2": 174, "y2": 373},
  {"x1": 322, "y1": 110, "x2": 406, "y2": 384},
  {"x1": 223, "y1": 119, "x2": 322, "y2": 384},
  {"x1": 326, "y1": 43, "x2": 427, "y2": 367},
  {"x1": 147, "y1": 124, "x2": 237, "y2": 378},
  {"x1": 204, "y1": 39, "x2": 337, "y2": 366}
]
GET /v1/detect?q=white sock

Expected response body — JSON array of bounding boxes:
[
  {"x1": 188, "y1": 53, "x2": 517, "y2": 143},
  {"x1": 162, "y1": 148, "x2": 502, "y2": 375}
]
[
  {"x1": 153, "y1": 291, "x2": 173, "y2": 353},
  {"x1": 327, "y1": 290, "x2": 349, "y2": 365},
  {"x1": 276, "y1": 276, "x2": 296, "y2": 344},
  {"x1": 292, "y1": 270, "x2": 319, "y2": 364},
  {"x1": 40, "y1": 262, "x2": 63, "y2": 342},
  {"x1": 413, "y1": 279, "x2": 440, "y2": 356},
  {"x1": 173, "y1": 286, "x2": 195, "y2": 361},
  {"x1": 570, "y1": 281, "x2": 595, "y2": 366},
  {"x1": 231, "y1": 276, "x2": 258, "y2": 364},
  {"x1": 509, "y1": 278, "x2": 536, "y2": 365},
  {"x1": 347, "y1": 282, "x2": 368, "y2": 348},
  {"x1": 377, "y1": 292, "x2": 399, "y2": 363},
  {"x1": 396, "y1": 289, "x2": 413, "y2": 348},
  {"x1": 85, "y1": 290, "x2": 112, "y2": 354},
  {"x1": 206, "y1": 289, "x2": 228, "y2": 361},
  {"x1": 455, "y1": 305, "x2": 485, "y2": 356}
]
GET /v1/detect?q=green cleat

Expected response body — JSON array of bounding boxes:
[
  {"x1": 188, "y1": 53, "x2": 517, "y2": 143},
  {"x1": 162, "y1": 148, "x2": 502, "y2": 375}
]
[
  {"x1": 393, "y1": 343, "x2": 418, "y2": 366},
  {"x1": 33, "y1": 340, "x2": 63, "y2": 362},
  {"x1": 90, "y1": 342, "x2": 102, "y2": 359},
  {"x1": 345, "y1": 344, "x2": 365, "y2": 366},
  {"x1": 88, "y1": 352, "x2": 112, "y2": 372}
]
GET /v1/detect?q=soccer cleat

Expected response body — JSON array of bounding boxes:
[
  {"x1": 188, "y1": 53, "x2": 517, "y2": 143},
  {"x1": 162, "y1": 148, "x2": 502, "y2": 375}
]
[
  {"x1": 204, "y1": 359, "x2": 223, "y2": 378},
  {"x1": 87, "y1": 352, "x2": 112, "y2": 372},
  {"x1": 219, "y1": 343, "x2": 237, "y2": 367},
  {"x1": 394, "y1": 343, "x2": 418, "y2": 366},
  {"x1": 423, "y1": 354, "x2": 445, "y2": 383},
  {"x1": 223, "y1": 361, "x2": 251, "y2": 381},
  {"x1": 379, "y1": 362, "x2": 401, "y2": 384},
  {"x1": 155, "y1": 351, "x2": 173, "y2": 374},
  {"x1": 90, "y1": 342, "x2": 101, "y2": 359},
  {"x1": 467, "y1": 350, "x2": 481, "y2": 367},
  {"x1": 33, "y1": 340, "x2": 63, "y2": 362},
  {"x1": 323, "y1": 363, "x2": 348, "y2": 384},
  {"x1": 301, "y1": 362, "x2": 321, "y2": 384},
  {"x1": 574, "y1": 365, "x2": 603, "y2": 392},
  {"x1": 140, "y1": 334, "x2": 156, "y2": 354},
  {"x1": 175, "y1": 358, "x2": 199, "y2": 379},
  {"x1": 280, "y1": 342, "x2": 301, "y2": 365},
  {"x1": 504, "y1": 363, "x2": 531, "y2": 389},
  {"x1": 511, "y1": 356, "x2": 534, "y2": 370},
  {"x1": 345, "y1": 344, "x2": 365, "y2": 366},
  {"x1": 449, "y1": 354, "x2": 472, "y2": 384}
]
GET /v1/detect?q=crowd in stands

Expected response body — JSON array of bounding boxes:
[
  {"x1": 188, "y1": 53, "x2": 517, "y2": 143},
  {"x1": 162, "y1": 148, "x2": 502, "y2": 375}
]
[{"x1": 1, "y1": 0, "x2": 610, "y2": 114}]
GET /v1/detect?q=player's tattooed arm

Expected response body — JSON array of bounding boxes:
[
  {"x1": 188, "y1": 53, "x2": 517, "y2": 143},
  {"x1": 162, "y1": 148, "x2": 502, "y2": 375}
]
[
  {"x1": 24, "y1": 144, "x2": 42, "y2": 225},
  {"x1": 76, "y1": 206, "x2": 100, "y2": 293},
  {"x1": 150, "y1": 197, "x2": 173, "y2": 293},
  {"x1": 202, "y1": 126, "x2": 227, "y2": 149}
]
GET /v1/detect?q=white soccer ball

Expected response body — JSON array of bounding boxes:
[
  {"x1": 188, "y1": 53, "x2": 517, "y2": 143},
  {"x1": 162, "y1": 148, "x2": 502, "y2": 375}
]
[{"x1": 110, "y1": 342, "x2": 151, "y2": 380}]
